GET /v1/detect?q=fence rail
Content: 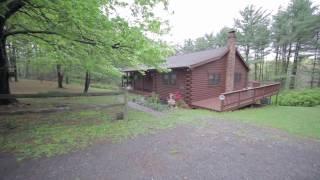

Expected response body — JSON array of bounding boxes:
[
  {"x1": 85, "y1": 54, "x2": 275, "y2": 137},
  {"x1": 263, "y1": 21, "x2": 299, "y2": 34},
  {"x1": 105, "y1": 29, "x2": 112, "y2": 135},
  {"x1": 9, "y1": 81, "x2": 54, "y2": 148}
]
[
  {"x1": 0, "y1": 90, "x2": 128, "y2": 119},
  {"x1": 0, "y1": 92, "x2": 124, "y2": 99},
  {"x1": 220, "y1": 83, "x2": 281, "y2": 111}
]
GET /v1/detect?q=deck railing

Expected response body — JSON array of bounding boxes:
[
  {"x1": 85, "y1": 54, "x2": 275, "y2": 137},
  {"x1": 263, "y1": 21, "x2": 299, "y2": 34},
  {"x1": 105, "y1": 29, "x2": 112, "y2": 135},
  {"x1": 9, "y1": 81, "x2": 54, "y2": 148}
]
[{"x1": 220, "y1": 83, "x2": 281, "y2": 111}]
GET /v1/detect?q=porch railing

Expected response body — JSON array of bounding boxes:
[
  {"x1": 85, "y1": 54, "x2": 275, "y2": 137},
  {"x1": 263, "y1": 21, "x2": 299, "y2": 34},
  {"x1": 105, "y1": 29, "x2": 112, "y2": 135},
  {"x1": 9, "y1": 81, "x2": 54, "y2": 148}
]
[{"x1": 220, "y1": 83, "x2": 281, "y2": 111}]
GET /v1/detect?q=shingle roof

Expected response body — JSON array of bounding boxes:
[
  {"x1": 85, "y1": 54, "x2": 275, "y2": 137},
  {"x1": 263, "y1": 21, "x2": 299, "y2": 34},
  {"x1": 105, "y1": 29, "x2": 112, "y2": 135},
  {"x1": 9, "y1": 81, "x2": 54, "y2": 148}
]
[
  {"x1": 165, "y1": 47, "x2": 228, "y2": 68},
  {"x1": 122, "y1": 47, "x2": 233, "y2": 72}
]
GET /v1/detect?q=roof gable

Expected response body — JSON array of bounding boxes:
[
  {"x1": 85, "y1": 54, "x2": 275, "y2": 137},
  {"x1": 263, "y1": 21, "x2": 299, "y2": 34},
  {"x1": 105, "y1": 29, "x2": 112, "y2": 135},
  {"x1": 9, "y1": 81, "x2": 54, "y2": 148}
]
[
  {"x1": 122, "y1": 46, "x2": 249, "y2": 72},
  {"x1": 165, "y1": 47, "x2": 228, "y2": 69}
]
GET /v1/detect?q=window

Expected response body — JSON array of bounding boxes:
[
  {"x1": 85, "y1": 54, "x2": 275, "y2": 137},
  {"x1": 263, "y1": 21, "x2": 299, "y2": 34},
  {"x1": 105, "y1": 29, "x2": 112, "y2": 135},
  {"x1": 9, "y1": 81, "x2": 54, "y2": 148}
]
[
  {"x1": 234, "y1": 72, "x2": 242, "y2": 83},
  {"x1": 134, "y1": 74, "x2": 141, "y2": 80},
  {"x1": 208, "y1": 73, "x2": 221, "y2": 85},
  {"x1": 162, "y1": 72, "x2": 176, "y2": 85}
]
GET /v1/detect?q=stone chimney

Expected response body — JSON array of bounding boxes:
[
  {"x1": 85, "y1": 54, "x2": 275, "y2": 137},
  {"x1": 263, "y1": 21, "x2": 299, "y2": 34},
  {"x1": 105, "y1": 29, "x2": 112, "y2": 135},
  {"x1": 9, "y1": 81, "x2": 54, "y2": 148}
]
[{"x1": 225, "y1": 30, "x2": 236, "y2": 92}]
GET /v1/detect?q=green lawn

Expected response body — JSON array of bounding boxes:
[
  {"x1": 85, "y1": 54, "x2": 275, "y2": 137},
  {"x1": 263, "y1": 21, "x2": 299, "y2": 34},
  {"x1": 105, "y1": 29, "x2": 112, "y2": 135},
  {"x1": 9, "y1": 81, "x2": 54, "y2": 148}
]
[
  {"x1": 2, "y1": 104, "x2": 320, "y2": 160},
  {"x1": 214, "y1": 105, "x2": 320, "y2": 139},
  {"x1": 3, "y1": 79, "x2": 320, "y2": 160},
  {"x1": 0, "y1": 106, "x2": 207, "y2": 160}
]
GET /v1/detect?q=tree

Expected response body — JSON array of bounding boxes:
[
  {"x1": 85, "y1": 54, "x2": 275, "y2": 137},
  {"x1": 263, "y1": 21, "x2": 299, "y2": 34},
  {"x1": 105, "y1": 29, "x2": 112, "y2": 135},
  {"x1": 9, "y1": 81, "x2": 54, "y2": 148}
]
[
  {"x1": 287, "y1": 0, "x2": 319, "y2": 89},
  {"x1": 0, "y1": 0, "x2": 171, "y2": 105},
  {"x1": 271, "y1": 8, "x2": 293, "y2": 84},
  {"x1": 255, "y1": 19, "x2": 271, "y2": 81},
  {"x1": 177, "y1": 27, "x2": 231, "y2": 54},
  {"x1": 234, "y1": 5, "x2": 270, "y2": 62},
  {"x1": 178, "y1": 39, "x2": 195, "y2": 53},
  {"x1": 213, "y1": 27, "x2": 231, "y2": 48}
]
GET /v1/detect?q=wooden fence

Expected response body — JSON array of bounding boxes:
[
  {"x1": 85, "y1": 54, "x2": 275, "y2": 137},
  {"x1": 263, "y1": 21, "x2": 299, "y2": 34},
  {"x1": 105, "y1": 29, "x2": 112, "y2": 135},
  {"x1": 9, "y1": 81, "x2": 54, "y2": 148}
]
[
  {"x1": 220, "y1": 83, "x2": 281, "y2": 111},
  {"x1": 0, "y1": 90, "x2": 128, "y2": 119}
]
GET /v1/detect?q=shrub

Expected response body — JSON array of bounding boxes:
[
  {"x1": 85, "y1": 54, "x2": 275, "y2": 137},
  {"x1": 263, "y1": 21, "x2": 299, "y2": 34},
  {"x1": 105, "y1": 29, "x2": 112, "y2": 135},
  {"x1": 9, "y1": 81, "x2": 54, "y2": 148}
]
[
  {"x1": 277, "y1": 88, "x2": 320, "y2": 107},
  {"x1": 147, "y1": 92, "x2": 160, "y2": 104},
  {"x1": 134, "y1": 92, "x2": 169, "y2": 112}
]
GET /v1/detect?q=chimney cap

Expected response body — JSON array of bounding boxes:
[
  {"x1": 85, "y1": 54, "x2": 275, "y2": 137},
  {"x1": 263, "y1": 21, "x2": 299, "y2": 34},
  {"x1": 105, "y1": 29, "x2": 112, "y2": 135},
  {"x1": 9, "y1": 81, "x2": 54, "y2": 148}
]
[{"x1": 228, "y1": 29, "x2": 236, "y2": 39}]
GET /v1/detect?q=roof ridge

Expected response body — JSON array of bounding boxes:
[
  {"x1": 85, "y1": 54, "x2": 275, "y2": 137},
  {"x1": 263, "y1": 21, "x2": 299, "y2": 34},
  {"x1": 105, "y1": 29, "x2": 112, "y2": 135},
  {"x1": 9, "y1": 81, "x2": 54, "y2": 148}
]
[{"x1": 172, "y1": 46, "x2": 228, "y2": 59}]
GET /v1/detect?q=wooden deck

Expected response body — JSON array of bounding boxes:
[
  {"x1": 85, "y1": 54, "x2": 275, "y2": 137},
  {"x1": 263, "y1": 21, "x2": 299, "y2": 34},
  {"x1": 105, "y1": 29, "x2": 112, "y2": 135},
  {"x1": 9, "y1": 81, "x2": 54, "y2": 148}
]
[
  {"x1": 191, "y1": 83, "x2": 281, "y2": 112},
  {"x1": 191, "y1": 97, "x2": 222, "y2": 111}
]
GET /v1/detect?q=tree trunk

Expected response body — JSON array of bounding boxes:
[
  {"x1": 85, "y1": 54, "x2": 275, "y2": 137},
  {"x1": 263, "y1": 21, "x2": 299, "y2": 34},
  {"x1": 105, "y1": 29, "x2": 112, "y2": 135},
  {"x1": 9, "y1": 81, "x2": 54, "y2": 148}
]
[
  {"x1": 65, "y1": 75, "x2": 69, "y2": 84},
  {"x1": 311, "y1": 33, "x2": 319, "y2": 88},
  {"x1": 259, "y1": 49, "x2": 264, "y2": 81},
  {"x1": 84, "y1": 70, "x2": 91, "y2": 93},
  {"x1": 25, "y1": 59, "x2": 30, "y2": 78},
  {"x1": 254, "y1": 63, "x2": 258, "y2": 80},
  {"x1": 0, "y1": 35, "x2": 16, "y2": 105},
  {"x1": 275, "y1": 45, "x2": 279, "y2": 76},
  {"x1": 10, "y1": 44, "x2": 18, "y2": 82},
  {"x1": 254, "y1": 52, "x2": 258, "y2": 80},
  {"x1": 289, "y1": 42, "x2": 300, "y2": 89},
  {"x1": 285, "y1": 43, "x2": 292, "y2": 74},
  {"x1": 245, "y1": 45, "x2": 250, "y2": 62},
  {"x1": 56, "y1": 64, "x2": 64, "y2": 88},
  {"x1": 281, "y1": 44, "x2": 287, "y2": 74}
]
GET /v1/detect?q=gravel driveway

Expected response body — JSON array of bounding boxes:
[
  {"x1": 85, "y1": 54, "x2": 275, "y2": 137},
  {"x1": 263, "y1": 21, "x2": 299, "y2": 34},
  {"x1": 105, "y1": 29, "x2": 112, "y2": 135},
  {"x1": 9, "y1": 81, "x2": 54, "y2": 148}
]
[{"x1": 1, "y1": 118, "x2": 320, "y2": 180}]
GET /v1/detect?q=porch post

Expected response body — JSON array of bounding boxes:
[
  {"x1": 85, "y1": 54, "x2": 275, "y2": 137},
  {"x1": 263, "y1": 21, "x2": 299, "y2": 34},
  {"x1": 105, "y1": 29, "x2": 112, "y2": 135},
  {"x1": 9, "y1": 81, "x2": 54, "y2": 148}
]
[
  {"x1": 121, "y1": 75, "x2": 124, "y2": 87},
  {"x1": 142, "y1": 72, "x2": 145, "y2": 91}
]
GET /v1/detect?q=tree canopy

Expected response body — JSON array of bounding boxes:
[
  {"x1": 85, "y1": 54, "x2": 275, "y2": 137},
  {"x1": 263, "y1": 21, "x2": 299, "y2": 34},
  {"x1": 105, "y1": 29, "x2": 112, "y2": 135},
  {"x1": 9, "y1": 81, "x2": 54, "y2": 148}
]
[{"x1": 0, "y1": 0, "x2": 173, "y2": 104}]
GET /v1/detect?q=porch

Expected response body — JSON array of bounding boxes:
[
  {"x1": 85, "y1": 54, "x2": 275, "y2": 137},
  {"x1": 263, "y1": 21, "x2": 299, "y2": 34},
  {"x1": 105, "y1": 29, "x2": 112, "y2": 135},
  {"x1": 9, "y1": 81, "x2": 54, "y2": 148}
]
[{"x1": 191, "y1": 83, "x2": 281, "y2": 112}]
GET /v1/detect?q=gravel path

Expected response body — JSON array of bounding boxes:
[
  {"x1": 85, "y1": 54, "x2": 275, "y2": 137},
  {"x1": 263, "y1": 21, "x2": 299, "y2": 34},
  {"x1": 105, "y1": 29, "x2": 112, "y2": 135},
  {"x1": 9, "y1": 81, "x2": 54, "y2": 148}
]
[{"x1": 1, "y1": 118, "x2": 320, "y2": 180}]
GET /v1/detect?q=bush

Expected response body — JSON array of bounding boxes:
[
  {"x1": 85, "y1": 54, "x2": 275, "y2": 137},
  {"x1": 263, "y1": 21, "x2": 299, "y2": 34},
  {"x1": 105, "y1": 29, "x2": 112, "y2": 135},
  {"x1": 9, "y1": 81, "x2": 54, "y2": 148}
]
[
  {"x1": 134, "y1": 92, "x2": 169, "y2": 112},
  {"x1": 277, "y1": 89, "x2": 320, "y2": 107}
]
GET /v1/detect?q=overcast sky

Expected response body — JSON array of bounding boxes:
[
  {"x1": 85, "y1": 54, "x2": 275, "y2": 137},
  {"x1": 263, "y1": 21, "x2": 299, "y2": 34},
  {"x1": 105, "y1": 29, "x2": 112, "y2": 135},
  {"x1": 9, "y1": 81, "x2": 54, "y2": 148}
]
[{"x1": 161, "y1": 0, "x2": 294, "y2": 45}]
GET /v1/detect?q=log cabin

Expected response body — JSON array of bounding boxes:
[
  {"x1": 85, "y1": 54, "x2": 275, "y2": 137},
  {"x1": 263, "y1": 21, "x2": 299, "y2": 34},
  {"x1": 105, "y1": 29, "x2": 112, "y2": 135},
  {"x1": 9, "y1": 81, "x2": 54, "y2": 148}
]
[{"x1": 122, "y1": 30, "x2": 280, "y2": 111}]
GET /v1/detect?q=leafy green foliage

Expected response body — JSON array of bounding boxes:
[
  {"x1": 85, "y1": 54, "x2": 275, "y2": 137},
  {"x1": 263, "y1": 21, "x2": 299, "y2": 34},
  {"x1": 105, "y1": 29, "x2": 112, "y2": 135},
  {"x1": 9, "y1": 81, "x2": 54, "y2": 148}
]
[
  {"x1": 1, "y1": 0, "x2": 173, "y2": 88},
  {"x1": 234, "y1": 5, "x2": 270, "y2": 62},
  {"x1": 133, "y1": 92, "x2": 169, "y2": 111},
  {"x1": 277, "y1": 89, "x2": 320, "y2": 107},
  {"x1": 177, "y1": 27, "x2": 231, "y2": 53}
]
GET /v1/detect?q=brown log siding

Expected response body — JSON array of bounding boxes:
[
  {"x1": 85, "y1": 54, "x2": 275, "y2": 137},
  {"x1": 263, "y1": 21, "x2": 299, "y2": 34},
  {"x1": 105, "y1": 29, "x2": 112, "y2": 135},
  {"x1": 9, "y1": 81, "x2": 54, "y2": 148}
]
[
  {"x1": 130, "y1": 52, "x2": 248, "y2": 104},
  {"x1": 154, "y1": 69, "x2": 187, "y2": 101},
  {"x1": 190, "y1": 55, "x2": 227, "y2": 102},
  {"x1": 234, "y1": 54, "x2": 248, "y2": 90}
]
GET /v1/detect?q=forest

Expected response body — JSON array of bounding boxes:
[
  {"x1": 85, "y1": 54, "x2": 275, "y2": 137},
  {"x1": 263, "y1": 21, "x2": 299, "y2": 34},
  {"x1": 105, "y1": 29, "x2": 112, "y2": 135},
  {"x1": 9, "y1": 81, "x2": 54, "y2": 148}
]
[
  {"x1": 178, "y1": 0, "x2": 320, "y2": 90},
  {"x1": 0, "y1": 0, "x2": 171, "y2": 104}
]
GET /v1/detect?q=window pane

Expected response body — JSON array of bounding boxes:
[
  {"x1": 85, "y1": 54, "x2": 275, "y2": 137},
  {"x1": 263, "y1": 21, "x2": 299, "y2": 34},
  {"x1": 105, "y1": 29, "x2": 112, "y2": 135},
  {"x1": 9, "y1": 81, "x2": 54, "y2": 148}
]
[
  {"x1": 171, "y1": 73, "x2": 177, "y2": 85},
  {"x1": 234, "y1": 73, "x2": 241, "y2": 83},
  {"x1": 209, "y1": 73, "x2": 220, "y2": 85},
  {"x1": 163, "y1": 74, "x2": 169, "y2": 85}
]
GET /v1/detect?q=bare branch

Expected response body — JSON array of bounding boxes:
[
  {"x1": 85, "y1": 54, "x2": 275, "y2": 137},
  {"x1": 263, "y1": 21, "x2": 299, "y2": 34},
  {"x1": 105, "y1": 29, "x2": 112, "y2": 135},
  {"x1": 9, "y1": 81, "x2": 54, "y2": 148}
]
[{"x1": 5, "y1": 29, "x2": 97, "y2": 45}]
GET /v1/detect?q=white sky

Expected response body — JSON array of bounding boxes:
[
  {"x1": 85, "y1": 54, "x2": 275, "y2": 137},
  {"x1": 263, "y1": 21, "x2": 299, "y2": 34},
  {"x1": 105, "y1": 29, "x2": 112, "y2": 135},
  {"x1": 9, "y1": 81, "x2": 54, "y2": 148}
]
[{"x1": 162, "y1": 0, "x2": 293, "y2": 45}]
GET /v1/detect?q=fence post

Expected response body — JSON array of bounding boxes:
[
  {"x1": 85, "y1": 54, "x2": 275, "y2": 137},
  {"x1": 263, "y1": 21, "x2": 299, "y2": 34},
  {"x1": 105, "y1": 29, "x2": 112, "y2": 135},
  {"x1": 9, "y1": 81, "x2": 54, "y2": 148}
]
[
  {"x1": 237, "y1": 92, "x2": 241, "y2": 107},
  {"x1": 123, "y1": 88, "x2": 128, "y2": 120},
  {"x1": 275, "y1": 92, "x2": 279, "y2": 105},
  {"x1": 221, "y1": 99, "x2": 224, "y2": 112}
]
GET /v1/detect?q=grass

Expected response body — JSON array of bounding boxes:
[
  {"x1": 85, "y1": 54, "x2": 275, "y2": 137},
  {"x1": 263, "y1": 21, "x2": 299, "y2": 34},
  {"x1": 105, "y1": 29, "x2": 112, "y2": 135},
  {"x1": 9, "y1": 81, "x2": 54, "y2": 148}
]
[
  {"x1": 10, "y1": 79, "x2": 109, "y2": 94},
  {"x1": 2, "y1": 103, "x2": 320, "y2": 160},
  {"x1": 0, "y1": 107, "x2": 207, "y2": 160},
  {"x1": 213, "y1": 105, "x2": 320, "y2": 139},
  {"x1": 3, "y1": 80, "x2": 320, "y2": 160}
]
